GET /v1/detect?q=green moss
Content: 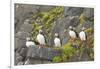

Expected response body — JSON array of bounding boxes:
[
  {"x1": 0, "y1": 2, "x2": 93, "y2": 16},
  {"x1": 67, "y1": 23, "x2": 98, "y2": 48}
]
[
  {"x1": 61, "y1": 43, "x2": 76, "y2": 61},
  {"x1": 79, "y1": 13, "x2": 85, "y2": 24},
  {"x1": 53, "y1": 42, "x2": 76, "y2": 62},
  {"x1": 85, "y1": 27, "x2": 93, "y2": 33},
  {"x1": 53, "y1": 56, "x2": 62, "y2": 63}
]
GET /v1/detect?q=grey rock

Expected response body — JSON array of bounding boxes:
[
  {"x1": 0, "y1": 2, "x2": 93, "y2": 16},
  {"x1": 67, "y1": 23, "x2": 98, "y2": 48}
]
[
  {"x1": 83, "y1": 8, "x2": 94, "y2": 18},
  {"x1": 15, "y1": 55, "x2": 23, "y2": 65},
  {"x1": 15, "y1": 4, "x2": 40, "y2": 18},
  {"x1": 19, "y1": 48, "x2": 28, "y2": 57},
  {"x1": 39, "y1": 47, "x2": 49, "y2": 59},
  {"x1": 26, "y1": 46, "x2": 39, "y2": 58},
  {"x1": 82, "y1": 21, "x2": 94, "y2": 28},
  {"x1": 14, "y1": 4, "x2": 39, "y2": 33},
  {"x1": 64, "y1": 7, "x2": 84, "y2": 16},
  {"x1": 15, "y1": 38, "x2": 26, "y2": 50},
  {"x1": 26, "y1": 46, "x2": 61, "y2": 60},
  {"x1": 16, "y1": 56, "x2": 23, "y2": 61},
  {"x1": 27, "y1": 58, "x2": 51, "y2": 64},
  {"x1": 15, "y1": 52, "x2": 20, "y2": 57},
  {"x1": 15, "y1": 31, "x2": 30, "y2": 39},
  {"x1": 20, "y1": 23, "x2": 33, "y2": 33},
  {"x1": 24, "y1": 59, "x2": 30, "y2": 65},
  {"x1": 28, "y1": 58, "x2": 43, "y2": 64},
  {"x1": 39, "y1": 5, "x2": 55, "y2": 12},
  {"x1": 69, "y1": 16, "x2": 79, "y2": 27},
  {"x1": 17, "y1": 61, "x2": 24, "y2": 65}
]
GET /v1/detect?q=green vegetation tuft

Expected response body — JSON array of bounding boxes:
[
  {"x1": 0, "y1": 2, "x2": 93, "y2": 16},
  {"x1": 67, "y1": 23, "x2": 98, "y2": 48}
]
[
  {"x1": 61, "y1": 42, "x2": 76, "y2": 61},
  {"x1": 53, "y1": 42, "x2": 76, "y2": 62},
  {"x1": 79, "y1": 13, "x2": 85, "y2": 24},
  {"x1": 53, "y1": 56, "x2": 62, "y2": 63},
  {"x1": 85, "y1": 27, "x2": 93, "y2": 34}
]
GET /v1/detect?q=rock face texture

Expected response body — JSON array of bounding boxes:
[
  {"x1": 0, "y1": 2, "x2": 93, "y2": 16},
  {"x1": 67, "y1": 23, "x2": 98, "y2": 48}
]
[
  {"x1": 64, "y1": 7, "x2": 84, "y2": 16},
  {"x1": 14, "y1": 4, "x2": 94, "y2": 65},
  {"x1": 26, "y1": 46, "x2": 61, "y2": 60},
  {"x1": 15, "y1": 46, "x2": 61, "y2": 65}
]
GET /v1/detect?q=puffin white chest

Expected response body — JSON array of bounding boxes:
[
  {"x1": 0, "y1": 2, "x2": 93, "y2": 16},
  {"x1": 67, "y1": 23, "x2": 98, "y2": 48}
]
[
  {"x1": 79, "y1": 31, "x2": 86, "y2": 41},
  {"x1": 54, "y1": 38, "x2": 61, "y2": 47},
  {"x1": 26, "y1": 41, "x2": 35, "y2": 47},
  {"x1": 37, "y1": 34, "x2": 45, "y2": 45},
  {"x1": 69, "y1": 30, "x2": 76, "y2": 38}
]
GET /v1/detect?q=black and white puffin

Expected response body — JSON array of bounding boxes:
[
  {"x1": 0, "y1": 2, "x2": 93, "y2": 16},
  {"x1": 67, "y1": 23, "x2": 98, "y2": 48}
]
[
  {"x1": 69, "y1": 26, "x2": 78, "y2": 39},
  {"x1": 26, "y1": 37, "x2": 35, "y2": 47},
  {"x1": 36, "y1": 30, "x2": 46, "y2": 46},
  {"x1": 79, "y1": 27, "x2": 87, "y2": 41},
  {"x1": 54, "y1": 33, "x2": 61, "y2": 47}
]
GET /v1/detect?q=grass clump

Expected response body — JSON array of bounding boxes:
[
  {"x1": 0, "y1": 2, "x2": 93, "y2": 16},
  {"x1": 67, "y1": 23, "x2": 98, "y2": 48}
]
[
  {"x1": 61, "y1": 42, "x2": 76, "y2": 61},
  {"x1": 53, "y1": 56, "x2": 62, "y2": 63},
  {"x1": 53, "y1": 42, "x2": 76, "y2": 62}
]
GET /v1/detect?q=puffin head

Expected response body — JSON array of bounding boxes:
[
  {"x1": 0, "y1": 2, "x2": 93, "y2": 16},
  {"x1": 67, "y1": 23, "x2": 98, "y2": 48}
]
[
  {"x1": 26, "y1": 37, "x2": 31, "y2": 41},
  {"x1": 55, "y1": 33, "x2": 59, "y2": 38},
  {"x1": 81, "y1": 27, "x2": 85, "y2": 31},
  {"x1": 39, "y1": 29, "x2": 43, "y2": 34},
  {"x1": 69, "y1": 26, "x2": 73, "y2": 30}
]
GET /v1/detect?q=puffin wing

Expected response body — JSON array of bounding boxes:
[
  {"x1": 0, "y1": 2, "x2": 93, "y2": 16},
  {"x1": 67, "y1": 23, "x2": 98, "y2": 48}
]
[
  {"x1": 85, "y1": 32, "x2": 87, "y2": 40},
  {"x1": 72, "y1": 29, "x2": 78, "y2": 38},
  {"x1": 74, "y1": 30, "x2": 79, "y2": 38},
  {"x1": 44, "y1": 35, "x2": 47, "y2": 45}
]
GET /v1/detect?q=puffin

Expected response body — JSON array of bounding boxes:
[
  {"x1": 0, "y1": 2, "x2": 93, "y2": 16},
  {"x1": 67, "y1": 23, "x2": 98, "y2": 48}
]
[
  {"x1": 54, "y1": 33, "x2": 61, "y2": 47},
  {"x1": 79, "y1": 27, "x2": 87, "y2": 41},
  {"x1": 36, "y1": 30, "x2": 46, "y2": 47},
  {"x1": 26, "y1": 37, "x2": 35, "y2": 47},
  {"x1": 69, "y1": 26, "x2": 78, "y2": 40}
]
